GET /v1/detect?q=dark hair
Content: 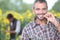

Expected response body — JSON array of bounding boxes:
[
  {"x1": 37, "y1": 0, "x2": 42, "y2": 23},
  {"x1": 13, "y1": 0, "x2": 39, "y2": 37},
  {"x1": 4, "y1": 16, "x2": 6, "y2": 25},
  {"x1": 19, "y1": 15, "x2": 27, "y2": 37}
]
[
  {"x1": 7, "y1": 14, "x2": 13, "y2": 19},
  {"x1": 33, "y1": 0, "x2": 48, "y2": 9}
]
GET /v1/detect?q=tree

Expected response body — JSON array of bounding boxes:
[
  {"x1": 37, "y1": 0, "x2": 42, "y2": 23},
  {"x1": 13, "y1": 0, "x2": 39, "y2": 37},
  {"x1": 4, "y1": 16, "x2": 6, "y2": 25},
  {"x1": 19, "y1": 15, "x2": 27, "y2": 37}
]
[
  {"x1": 52, "y1": 0, "x2": 60, "y2": 12},
  {"x1": 0, "y1": 0, "x2": 32, "y2": 13}
]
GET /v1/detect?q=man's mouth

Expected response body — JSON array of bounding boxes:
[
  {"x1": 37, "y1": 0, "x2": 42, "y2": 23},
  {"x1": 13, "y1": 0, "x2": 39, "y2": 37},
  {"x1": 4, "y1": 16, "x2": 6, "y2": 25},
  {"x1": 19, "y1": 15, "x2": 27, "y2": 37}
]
[{"x1": 37, "y1": 14, "x2": 45, "y2": 20}]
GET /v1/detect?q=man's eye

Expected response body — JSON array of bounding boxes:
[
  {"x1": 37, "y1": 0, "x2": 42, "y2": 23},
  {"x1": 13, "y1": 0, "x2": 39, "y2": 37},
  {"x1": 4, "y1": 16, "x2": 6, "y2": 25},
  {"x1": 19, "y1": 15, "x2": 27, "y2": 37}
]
[
  {"x1": 43, "y1": 8, "x2": 46, "y2": 10},
  {"x1": 35, "y1": 8, "x2": 40, "y2": 10}
]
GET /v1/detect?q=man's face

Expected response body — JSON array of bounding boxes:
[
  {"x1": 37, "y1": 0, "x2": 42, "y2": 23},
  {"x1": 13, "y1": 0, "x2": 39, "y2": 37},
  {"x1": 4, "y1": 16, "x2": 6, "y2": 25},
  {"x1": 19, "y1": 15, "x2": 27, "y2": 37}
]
[
  {"x1": 33, "y1": 2, "x2": 48, "y2": 20},
  {"x1": 8, "y1": 18, "x2": 13, "y2": 22}
]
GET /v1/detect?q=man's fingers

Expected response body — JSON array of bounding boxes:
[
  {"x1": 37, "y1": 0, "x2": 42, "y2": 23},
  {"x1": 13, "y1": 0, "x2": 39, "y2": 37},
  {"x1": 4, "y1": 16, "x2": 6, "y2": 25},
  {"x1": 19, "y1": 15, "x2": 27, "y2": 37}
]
[
  {"x1": 44, "y1": 12, "x2": 53, "y2": 18},
  {"x1": 44, "y1": 14, "x2": 48, "y2": 18}
]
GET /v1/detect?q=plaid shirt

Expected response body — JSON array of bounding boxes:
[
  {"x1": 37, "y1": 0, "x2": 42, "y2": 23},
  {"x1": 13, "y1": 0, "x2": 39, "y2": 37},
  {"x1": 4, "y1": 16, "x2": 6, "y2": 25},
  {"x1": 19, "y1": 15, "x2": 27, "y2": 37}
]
[{"x1": 22, "y1": 17, "x2": 60, "y2": 40}]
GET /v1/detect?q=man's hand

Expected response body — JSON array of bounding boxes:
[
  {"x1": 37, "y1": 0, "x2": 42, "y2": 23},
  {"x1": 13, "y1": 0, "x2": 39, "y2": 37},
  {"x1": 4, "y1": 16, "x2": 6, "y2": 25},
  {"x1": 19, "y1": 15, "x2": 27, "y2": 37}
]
[
  {"x1": 44, "y1": 12, "x2": 60, "y2": 32},
  {"x1": 44, "y1": 12, "x2": 56, "y2": 23},
  {"x1": 4, "y1": 30, "x2": 10, "y2": 33},
  {"x1": 4, "y1": 30, "x2": 15, "y2": 33}
]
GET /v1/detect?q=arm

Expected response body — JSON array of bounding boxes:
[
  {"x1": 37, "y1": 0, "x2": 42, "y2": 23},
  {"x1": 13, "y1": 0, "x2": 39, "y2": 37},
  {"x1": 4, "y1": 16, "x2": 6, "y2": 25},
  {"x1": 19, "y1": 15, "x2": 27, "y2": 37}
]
[
  {"x1": 22, "y1": 29, "x2": 29, "y2": 40},
  {"x1": 15, "y1": 20, "x2": 21, "y2": 34},
  {"x1": 4, "y1": 30, "x2": 15, "y2": 33},
  {"x1": 52, "y1": 19, "x2": 60, "y2": 32}
]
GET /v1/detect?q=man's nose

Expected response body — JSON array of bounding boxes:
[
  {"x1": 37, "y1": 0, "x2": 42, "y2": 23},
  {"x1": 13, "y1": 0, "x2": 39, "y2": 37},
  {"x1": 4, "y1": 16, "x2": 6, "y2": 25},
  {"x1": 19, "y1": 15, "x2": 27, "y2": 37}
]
[{"x1": 39, "y1": 10, "x2": 43, "y2": 14}]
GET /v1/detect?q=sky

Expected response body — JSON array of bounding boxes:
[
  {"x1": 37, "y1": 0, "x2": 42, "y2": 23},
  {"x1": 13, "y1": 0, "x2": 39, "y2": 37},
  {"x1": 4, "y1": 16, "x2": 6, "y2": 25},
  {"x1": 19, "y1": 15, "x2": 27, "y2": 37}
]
[{"x1": 23, "y1": 0, "x2": 58, "y2": 10}]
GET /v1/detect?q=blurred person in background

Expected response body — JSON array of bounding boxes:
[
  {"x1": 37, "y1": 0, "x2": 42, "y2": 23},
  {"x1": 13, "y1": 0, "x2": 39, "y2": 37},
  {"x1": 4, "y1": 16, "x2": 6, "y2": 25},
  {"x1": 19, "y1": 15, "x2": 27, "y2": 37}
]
[
  {"x1": 22, "y1": 0, "x2": 60, "y2": 40},
  {"x1": 6, "y1": 14, "x2": 21, "y2": 40}
]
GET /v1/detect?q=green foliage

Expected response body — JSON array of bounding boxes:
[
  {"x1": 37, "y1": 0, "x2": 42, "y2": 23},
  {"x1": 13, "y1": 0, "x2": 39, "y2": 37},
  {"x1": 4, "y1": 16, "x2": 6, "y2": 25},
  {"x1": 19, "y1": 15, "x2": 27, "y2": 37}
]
[
  {"x1": 52, "y1": 0, "x2": 60, "y2": 12},
  {"x1": 0, "y1": 0, "x2": 32, "y2": 13}
]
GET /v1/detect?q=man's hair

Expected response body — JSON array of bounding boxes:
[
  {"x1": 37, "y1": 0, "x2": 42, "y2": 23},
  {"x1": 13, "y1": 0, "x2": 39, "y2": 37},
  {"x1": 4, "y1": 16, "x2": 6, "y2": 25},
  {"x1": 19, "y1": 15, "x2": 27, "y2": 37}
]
[
  {"x1": 33, "y1": 0, "x2": 48, "y2": 9},
  {"x1": 7, "y1": 14, "x2": 13, "y2": 19}
]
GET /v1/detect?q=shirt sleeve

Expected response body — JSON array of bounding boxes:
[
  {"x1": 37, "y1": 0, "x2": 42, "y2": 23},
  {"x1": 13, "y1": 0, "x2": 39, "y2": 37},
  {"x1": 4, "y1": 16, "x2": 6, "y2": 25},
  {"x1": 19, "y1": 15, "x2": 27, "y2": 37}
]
[
  {"x1": 15, "y1": 20, "x2": 21, "y2": 34},
  {"x1": 55, "y1": 17, "x2": 60, "y2": 39},
  {"x1": 22, "y1": 28, "x2": 29, "y2": 40}
]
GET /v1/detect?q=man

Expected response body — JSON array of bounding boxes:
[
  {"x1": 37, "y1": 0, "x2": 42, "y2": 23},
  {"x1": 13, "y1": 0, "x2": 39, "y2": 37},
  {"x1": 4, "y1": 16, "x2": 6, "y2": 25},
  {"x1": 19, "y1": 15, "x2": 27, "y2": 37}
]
[
  {"x1": 6, "y1": 14, "x2": 21, "y2": 40},
  {"x1": 22, "y1": 0, "x2": 60, "y2": 40}
]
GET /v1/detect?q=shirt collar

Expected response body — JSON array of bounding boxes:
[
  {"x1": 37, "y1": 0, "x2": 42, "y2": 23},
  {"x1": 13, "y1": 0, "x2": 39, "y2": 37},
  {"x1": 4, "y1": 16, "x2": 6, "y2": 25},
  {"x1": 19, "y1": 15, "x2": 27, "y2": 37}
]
[{"x1": 32, "y1": 17, "x2": 49, "y2": 28}]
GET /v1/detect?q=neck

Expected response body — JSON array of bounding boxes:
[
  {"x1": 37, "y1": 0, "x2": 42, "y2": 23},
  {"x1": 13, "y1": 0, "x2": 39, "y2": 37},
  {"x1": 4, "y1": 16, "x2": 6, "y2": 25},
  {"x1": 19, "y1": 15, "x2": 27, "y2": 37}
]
[{"x1": 35, "y1": 18, "x2": 47, "y2": 25}]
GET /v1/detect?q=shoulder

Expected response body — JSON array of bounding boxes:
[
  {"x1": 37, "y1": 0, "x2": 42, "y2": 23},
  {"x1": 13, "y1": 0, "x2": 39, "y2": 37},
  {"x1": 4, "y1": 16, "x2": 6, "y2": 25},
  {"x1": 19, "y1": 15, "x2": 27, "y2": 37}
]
[
  {"x1": 22, "y1": 21, "x2": 34, "y2": 32},
  {"x1": 24, "y1": 21, "x2": 33, "y2": 29},
  {"x1": 17, "y1": 20, "x2": 21, "y2": 23},
  {"x1": 17, "y1": 20, "x2": 21, "y2": 22}
]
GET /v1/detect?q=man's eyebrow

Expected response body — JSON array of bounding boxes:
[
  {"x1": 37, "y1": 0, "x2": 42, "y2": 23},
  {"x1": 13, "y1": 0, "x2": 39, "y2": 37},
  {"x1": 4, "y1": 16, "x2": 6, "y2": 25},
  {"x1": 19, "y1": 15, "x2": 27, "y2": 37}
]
[
  {"x1": 43, "y1": 8, "x2": 47, "y2": 9},
  {"x1": 35, "y1": 8, "x2": 40, "y2": 10}
]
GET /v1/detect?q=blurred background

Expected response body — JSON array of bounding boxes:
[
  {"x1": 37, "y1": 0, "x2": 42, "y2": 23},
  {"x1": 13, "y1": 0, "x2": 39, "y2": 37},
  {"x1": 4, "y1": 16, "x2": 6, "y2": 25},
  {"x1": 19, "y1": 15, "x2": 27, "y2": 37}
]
[{"x1": 0, "y1": 0, "x2": 60, "y2": 40}]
